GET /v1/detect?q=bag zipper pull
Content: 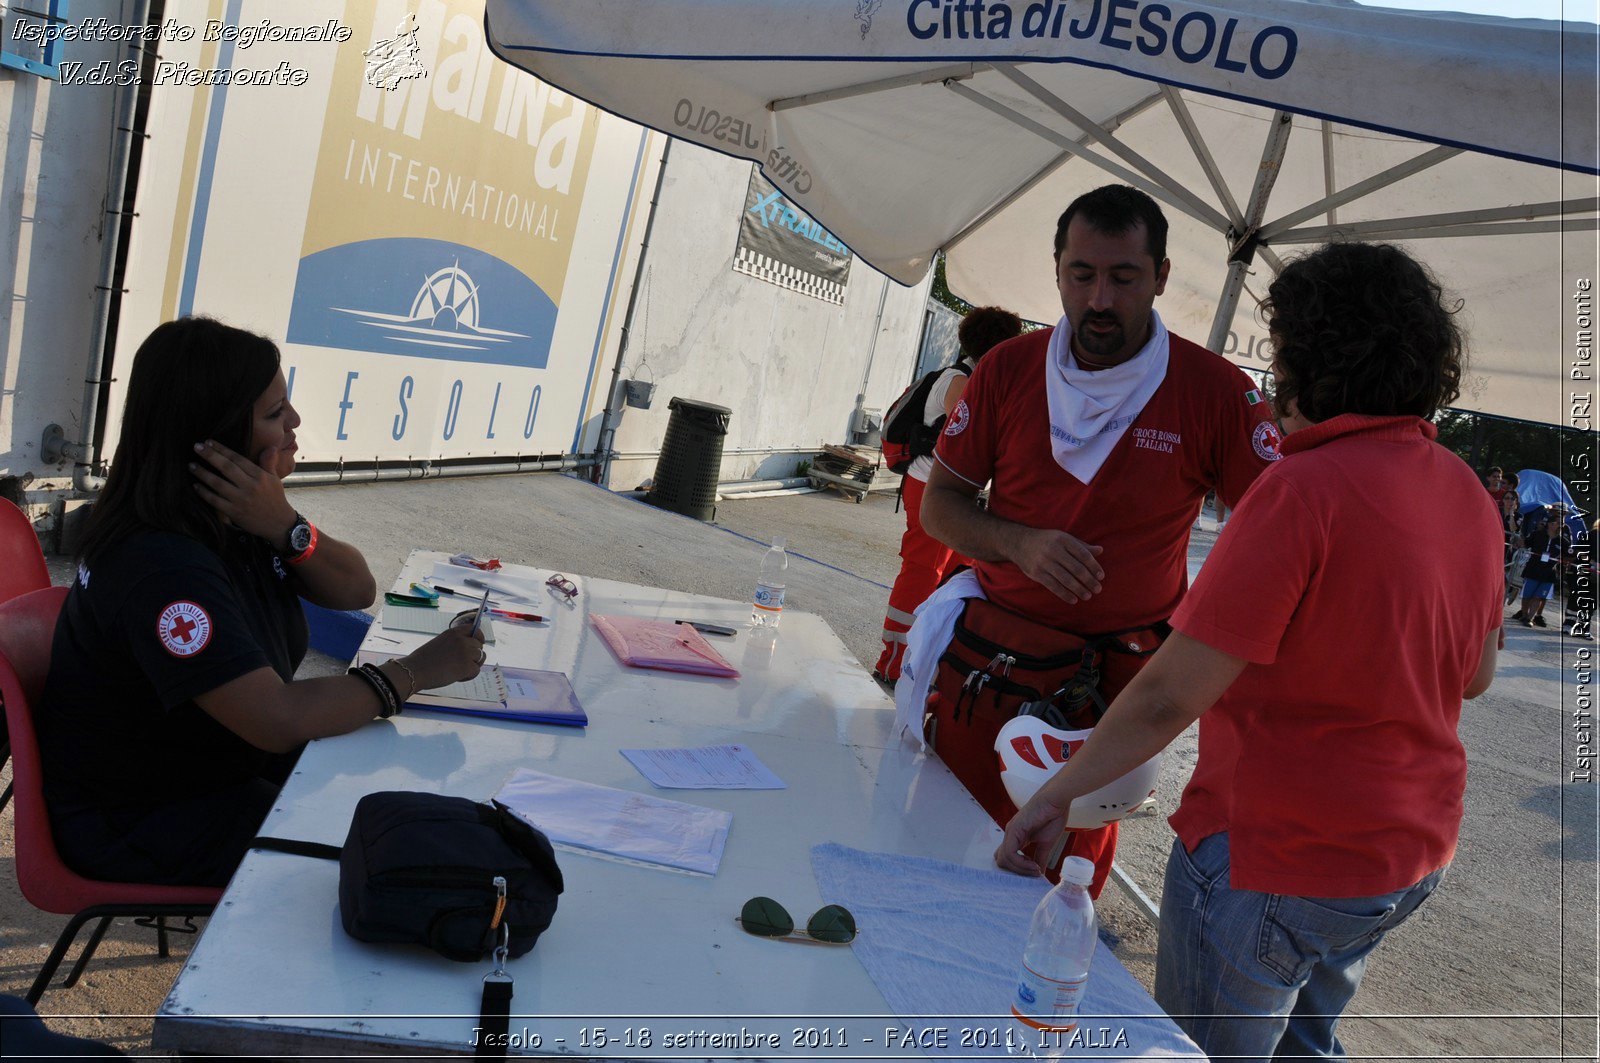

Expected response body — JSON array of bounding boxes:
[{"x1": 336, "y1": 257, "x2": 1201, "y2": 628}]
[
  {"x1": 968, "y1": 673, "x2": 989, "y2": 723},
  {"x1": 489, "y1": 874, "x2": 508, "y2": 931}
]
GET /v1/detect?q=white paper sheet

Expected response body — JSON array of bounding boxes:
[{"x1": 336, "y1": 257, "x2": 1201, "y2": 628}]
[
  {"x1": 429, "y1": 560, "x2": 545, "y2": 602},
  {"x1": 494, "y1": 768, "x2": 731, "y2": 875},
  {"x1": 619, "y1": 744, "x2": 786, "y2": 790}
]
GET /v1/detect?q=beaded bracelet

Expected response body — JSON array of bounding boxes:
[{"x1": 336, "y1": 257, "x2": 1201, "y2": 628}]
[
  {"x1": 388, "y1": 656, "x2": 418, "y2": 701},
  {"x1": 366, "y1": 663, "x2": 404, "y2": 717},
  {"x1": 349, "y1": 663, "x2": 401, "y2": 719}
]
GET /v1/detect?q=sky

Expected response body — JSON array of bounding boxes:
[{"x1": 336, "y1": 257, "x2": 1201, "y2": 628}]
[{"x1": 1360, "y1": 0, "x2": 1599, "y2": 21}]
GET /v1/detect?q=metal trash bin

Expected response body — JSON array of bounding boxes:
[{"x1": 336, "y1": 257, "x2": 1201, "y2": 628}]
[{"x1": 647, "y1": 397, "x2": 732, "y2": 522}]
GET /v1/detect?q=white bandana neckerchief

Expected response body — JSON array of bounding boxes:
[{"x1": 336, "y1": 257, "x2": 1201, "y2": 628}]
[{"x1": 1044, "y1": 309, "x2": 1170, "y2": 483}]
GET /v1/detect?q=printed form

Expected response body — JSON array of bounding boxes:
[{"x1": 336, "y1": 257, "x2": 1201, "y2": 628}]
[{"x1": 620, "y1": 744, "x2": 786, "y2": 790}]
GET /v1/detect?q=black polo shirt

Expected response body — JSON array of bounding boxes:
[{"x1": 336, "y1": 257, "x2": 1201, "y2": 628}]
[{"x1": 39, "y1": 528, "x2": 308, "y2": 815}]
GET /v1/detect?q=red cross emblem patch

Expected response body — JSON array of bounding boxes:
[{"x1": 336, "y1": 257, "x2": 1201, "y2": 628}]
[{"x1": 157, "y1": 601, "x2": 212, "y2": 658}]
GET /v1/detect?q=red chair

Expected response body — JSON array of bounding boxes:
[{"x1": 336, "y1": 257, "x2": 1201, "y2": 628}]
[
  {"x1": 0, "y1": 498, "x2": 50, "y2": 813},
  {"x1": 0, "y1": 586, "x2": 221, "y2": 1003},
  {"x1": 0, "y1": 498, "x2": 49, "y2": 603}
]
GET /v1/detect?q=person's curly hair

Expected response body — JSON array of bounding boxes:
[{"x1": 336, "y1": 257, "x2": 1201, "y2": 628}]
[
  {"x1": 958, "y1": 305, "x2": 1024, "y2": 361},
  {"x1": 1263, "y1": 242, "x2": 1464, "y2": 422}
]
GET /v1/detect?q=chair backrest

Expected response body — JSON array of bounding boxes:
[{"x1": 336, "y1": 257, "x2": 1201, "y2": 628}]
[
  {"x1": 0, "y1": 500, "x2": 50, "y2": 605},
  {"x1": 0, "y1": 587, "x2": 76, "y2": 910}
]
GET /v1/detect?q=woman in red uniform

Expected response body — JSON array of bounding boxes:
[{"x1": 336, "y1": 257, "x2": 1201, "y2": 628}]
[{"x1": 875, "y1": 306, "x2": 1022, "y2": 684}]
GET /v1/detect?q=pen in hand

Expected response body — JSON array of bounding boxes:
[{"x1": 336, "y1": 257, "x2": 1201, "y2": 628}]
[{"x1": 468, "y1": 588, "x2": 491, "y2": 638}]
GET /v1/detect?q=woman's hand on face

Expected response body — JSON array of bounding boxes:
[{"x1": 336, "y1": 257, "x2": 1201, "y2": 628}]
[
  {"x1": 405, "y1": 623, "x2": 487, "y2": 690},
  {"x1": 190, "y1": 439, "x2": 298, "y2": 547}
]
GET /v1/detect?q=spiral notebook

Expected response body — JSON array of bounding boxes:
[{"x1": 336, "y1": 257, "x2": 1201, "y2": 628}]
[{"x1": 356, "y1": 652, "x2": 586, "y2": 726}]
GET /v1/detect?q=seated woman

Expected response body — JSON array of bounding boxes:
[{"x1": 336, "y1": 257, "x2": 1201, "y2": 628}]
[{"x1": 38, "y1": 317, "x2": 485, "y2": 888}]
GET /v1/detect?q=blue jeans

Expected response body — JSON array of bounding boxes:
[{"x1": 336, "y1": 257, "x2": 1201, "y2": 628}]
[{"x1": 1153, "y1": 832, "x2": 1445, "y2": 1061}]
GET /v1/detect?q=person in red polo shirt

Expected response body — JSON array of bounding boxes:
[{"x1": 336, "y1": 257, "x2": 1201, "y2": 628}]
[
  {"x1": 996, "y1": 241, "x2": 1503, "y2": 1059},
  {"x1": 914, "y1": 185, "x2": 1279, "y2": 897}
]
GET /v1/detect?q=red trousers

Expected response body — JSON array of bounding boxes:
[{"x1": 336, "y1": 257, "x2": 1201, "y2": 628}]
[{"x1": 876, "y1": 474, "x2": 967, "y2": 680}]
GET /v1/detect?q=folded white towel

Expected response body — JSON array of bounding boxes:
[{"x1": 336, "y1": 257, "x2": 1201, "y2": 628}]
[{"x1": 894, "y1": 568, "x2": 986, "y2": 749}]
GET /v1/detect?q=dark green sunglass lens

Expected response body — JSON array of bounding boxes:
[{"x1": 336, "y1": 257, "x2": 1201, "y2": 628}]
[
  {"x1": 740, "y1": 896, "x2": 794, "y2": 937},
  {"x1": 806, "y1": 904, "x2": 857, "y2": 943}
]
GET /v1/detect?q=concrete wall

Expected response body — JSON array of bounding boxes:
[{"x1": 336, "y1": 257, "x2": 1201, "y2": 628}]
[
  {"x1": 603, "y1": 142, "x2": 932, "y2": 490},
  {"x1": 0, "y1": 2, "x2": 125, "y2": 512}
]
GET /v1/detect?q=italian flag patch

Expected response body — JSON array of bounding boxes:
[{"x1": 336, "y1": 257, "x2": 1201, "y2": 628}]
[{"x1": 1245, "y1": 389, "x2": 1263, "y2": 405}]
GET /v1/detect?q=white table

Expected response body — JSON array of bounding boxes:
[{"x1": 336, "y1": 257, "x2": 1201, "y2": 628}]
[{"x1": 151, "y1": 551, "x2": 1171, "y2": 1058}]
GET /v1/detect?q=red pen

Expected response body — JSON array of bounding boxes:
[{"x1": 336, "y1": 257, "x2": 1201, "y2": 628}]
[{"x1": 489, "y1": 608, "x2": 546, "y2": 623}]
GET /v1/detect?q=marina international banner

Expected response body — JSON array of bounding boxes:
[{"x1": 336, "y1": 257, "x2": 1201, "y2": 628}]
[{"x1": 103, "y1": 0, "x2": 656, "y2": 463}]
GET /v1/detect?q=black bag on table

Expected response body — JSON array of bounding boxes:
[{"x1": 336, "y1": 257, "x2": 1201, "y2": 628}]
[
  {"x1": 260, "y1": 791, "x2": 563, "y2": 961},
  {"x1": 337, "y1": 790, "x2": 564, "y2": 962}
]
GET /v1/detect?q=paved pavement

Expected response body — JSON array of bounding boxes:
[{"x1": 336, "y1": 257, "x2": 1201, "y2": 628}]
[{"x1": 2, "y1": 472, "x2": 1594, "y2": 1059}]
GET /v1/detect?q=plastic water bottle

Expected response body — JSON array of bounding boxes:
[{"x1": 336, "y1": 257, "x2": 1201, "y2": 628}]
[
  {"x1": 1007, "y1": 855, "x2": 1097, "y2": 1058},
  {"x1": 751, "y1": 536, "x2": 788, "y2": 628}
]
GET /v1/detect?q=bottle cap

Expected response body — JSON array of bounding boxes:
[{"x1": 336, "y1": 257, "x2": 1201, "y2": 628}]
[
  {"x1": 1058, "y1": 855, "x2": 1094, "y2": 887},
  {"x1": 772, "y1": 536, "x2": 787, "y2": 550}
]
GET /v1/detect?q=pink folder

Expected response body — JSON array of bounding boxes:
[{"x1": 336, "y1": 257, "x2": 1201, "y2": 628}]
[{"x1": 589, "y1": 615, "x2": 741, "y2": 678}]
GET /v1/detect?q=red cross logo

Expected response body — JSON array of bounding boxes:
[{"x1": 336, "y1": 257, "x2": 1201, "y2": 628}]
[{"x1": 157, "y1": 601, "x2": 212, "y2": 658}]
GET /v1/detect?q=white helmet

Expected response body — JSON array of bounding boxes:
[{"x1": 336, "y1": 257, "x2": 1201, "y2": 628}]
[{"x1": 995, "y1": 714, "x2": 1162, "y2": 829}]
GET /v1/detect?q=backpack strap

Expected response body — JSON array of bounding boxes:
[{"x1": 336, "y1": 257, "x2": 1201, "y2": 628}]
[{"x1": 251, "y1": 836, "x2": 342, "y2": 860}]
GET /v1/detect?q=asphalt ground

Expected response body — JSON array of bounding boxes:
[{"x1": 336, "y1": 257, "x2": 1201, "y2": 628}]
[{"x1": 1, "y1": 472, "x2": 1594, "y2": 1059}]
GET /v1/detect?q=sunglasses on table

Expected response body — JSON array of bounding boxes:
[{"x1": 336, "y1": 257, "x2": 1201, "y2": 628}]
[
  {"x1": 545, "y1": 573, "x2": 579, "y2": 602},
  {"x1": 737, "y1": 897, "x2": 857, "y2": 944}
]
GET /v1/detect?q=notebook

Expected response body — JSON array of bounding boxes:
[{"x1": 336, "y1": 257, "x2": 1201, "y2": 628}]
[
  {"x1": 411, "y1": 667, "x2": 587, "y2": 727},
  {"x1": 356, "y1": 652, "x2": 587, "y2": 727},
  {"x1": 589, "y1": 615, "x2": 740, "y2": 678},
  {"x1": 380, "y1": 603, "x2": 497, "y2": 642}
]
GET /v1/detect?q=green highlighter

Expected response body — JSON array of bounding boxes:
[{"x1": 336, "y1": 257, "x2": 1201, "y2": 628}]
[{"x1": 383, "y1": 591, "x2": 438, "y2": 608}]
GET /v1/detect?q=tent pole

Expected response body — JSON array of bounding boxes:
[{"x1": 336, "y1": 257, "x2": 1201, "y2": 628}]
[
  {"x1": 1320, "y1": 121, "x2": 1339, "y2": 227},
  {"x1": 944, "y1": 81, "x2": 1222, "y2": 232},
  {"x1": 1206, "y1": 111, "x2": 1295, "y2": 355},
  {"x1": 1260, "y1": 145, "x2": 1462, "y2": 239},
  {"x1": 995, "y1": 66, "x2": 1230, "y2": 231},
  {"x1": 1275, "y1": 210, "x2": 1600, "y2": 245},
  {"x1": 1161, "y1": 86, "x2": 1244, "y2": 227}
]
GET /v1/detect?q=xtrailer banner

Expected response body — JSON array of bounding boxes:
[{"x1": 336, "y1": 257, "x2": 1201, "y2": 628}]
[{"x1": 732, "y1": 168, "x2": 852, "y2": 305}]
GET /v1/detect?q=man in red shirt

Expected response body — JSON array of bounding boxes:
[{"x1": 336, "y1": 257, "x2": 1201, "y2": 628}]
[
  {"x1": 1485, "y1": 466, "x2": 1507, "y2": 504},
  {"x1": 996, "y1": 241, "x2": 1502, "y2": 1058},
  {"x1": 918, "y1": 185, "x2": 1279, "y2": 896}
]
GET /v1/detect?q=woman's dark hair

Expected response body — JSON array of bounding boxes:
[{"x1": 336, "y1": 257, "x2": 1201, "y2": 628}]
[
  {"x1": 958, "y1": 306, "x2": 1024, "y2": 361},
  {"x1": 79, "y1": 317, "x2": 281, "y2": 564},
  {"x1": 1263, "y1": 242, "x2": 1464, "y2": 423}
]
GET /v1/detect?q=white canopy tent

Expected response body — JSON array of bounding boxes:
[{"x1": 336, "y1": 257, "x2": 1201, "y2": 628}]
[{"x1": 485, "y1": 0, "x2": 1597, "y2": 425}]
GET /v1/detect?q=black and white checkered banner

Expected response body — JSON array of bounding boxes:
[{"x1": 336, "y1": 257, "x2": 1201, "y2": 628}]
[{"x1": 733, "y1": 168, "x2": 851, "y2": 304}]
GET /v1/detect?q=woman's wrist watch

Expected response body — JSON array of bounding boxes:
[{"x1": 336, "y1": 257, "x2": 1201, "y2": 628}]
[{"x1": 285, "y1": 513, "x2": 319, "y2": 566}]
